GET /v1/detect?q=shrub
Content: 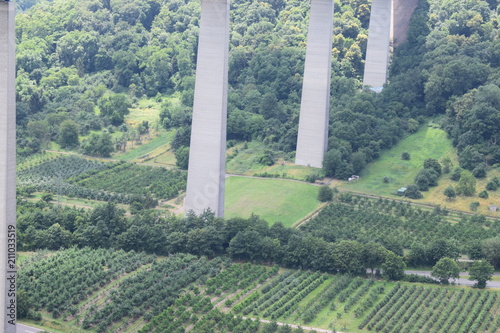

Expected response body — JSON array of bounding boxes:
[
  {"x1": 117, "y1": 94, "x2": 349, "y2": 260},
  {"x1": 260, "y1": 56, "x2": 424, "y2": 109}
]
[
  {"x1": 486, "y1": 177, "x2": 500, "y2": 191},
  {"x1": 424, "y1": 158, "x2": 442, "y2": 175},
  {"x1": 443, "y1": 186, "x2": 456, "y2": 200},
  {"x1": 456, "y1": 170, "x2": 476, "y2": 196},
  {"x1": 450, "y1": 167, "x2": 463, "y2": 181},
  {"x1": 175, "y1": 146, "x2": 190, "y2": 169},
  {"x1": 415, "y1": 168, "x2": 439, "y2": 191},
  {"x1": 405, "y1": 185, "x2": 423, "y2": 199},
  {"x1": 306, "y1": 173, "x2": 321, "y2": 183},
  {"x1": 443, "y1": 164, "x2": 450, "y2": 174},
  {"x1": 472, "y1": 164, "x2": 487, "y2": 178},
  {"x1": 478, "y1": 190, "x2": 489, "y2": 199},
  {"x1": 383, "y1": 176, "x2": 390, "y2": 183},
  {"x1": 401, "y1": 152, "x2": 411, "y2": 160},
  {"x1": 318, "y1": 186, "x2": 333, "y2": 202},
  {"x1": 470, "y1": 202, "x2": 480, "y2": 211},
  {"x1": 257, "y1": 151, "x2": 275, "y2": 166}
]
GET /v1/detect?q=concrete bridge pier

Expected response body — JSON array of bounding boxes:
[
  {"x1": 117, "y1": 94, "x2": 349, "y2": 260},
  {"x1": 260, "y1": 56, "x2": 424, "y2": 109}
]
[
  {"x1": 184, "y1": 0, "x2": 230, "y2": 217},
  {"x1": 363, "y1": 0, "x2": 392, "y2": 91},
  {"x1": 0, "y1": 1, "x2": 17, "y2": 332},
  {"x1": 295, "y1": 0, "x2": 334, "y2": 168}
]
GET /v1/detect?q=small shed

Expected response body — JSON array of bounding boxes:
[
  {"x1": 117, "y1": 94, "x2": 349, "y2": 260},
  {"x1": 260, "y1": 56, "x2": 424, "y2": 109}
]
[
  {"x1": 490, "y1": 205, "x2": 498, "y2": 212},
  {"x1": 397, "y1": 187, "x2": 407, "y2": 196}
]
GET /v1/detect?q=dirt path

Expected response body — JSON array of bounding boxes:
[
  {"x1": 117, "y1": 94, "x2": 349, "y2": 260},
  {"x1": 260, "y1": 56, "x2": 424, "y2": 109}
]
[
  {"x1": 242, "y1": 317, "x2": 339, "y2": 333},
  {"x1": 225, "y1": 173, "x2": 329, "y2": 187}
]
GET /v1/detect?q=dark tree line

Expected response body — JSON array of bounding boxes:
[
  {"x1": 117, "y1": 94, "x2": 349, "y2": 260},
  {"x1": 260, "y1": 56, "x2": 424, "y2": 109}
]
[{"x1": 17, "y1": 200, "x2": 406, "y2": 279}]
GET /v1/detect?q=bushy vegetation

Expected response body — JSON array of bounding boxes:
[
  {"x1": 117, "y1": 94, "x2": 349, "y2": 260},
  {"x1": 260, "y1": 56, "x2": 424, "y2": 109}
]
[{"x1": 387, "y1": 0, "x2": 500, "y2": 176}]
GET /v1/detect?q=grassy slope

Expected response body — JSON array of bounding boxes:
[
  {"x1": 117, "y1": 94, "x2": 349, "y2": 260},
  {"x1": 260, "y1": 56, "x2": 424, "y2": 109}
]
[
  {"x1": 339, "y1": 124, "x2": 500, "y2": 216},
  {"x1": 115, "y1": 131, "x2": 174, "y2": 162},
  {"x1": 342, "y1": 124, "x2": 453, "y2": 196},
  {"x1": 226, "y1": 141, "x2": 320, "y2": 180},
  {"x1": 224, "y1": 176, "x2": 320, "y2": 227}
]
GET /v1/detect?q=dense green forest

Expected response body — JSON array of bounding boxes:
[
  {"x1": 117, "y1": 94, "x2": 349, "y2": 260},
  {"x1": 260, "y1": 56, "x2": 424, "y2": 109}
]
[{"x1": 14, "y1": 0, "x2": 500, "y2": 181}]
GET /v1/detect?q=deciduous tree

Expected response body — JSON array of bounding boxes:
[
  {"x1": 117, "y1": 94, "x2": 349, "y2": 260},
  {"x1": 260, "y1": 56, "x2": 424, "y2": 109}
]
[
  {"x1": 468, "y1": 259, "x2": 494, "y2": 288},
  {"x1": 431, "y1": 257, "x2": 460, "y2": 284}
]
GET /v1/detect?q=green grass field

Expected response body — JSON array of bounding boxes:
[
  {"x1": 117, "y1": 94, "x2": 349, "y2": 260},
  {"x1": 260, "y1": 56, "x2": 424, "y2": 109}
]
[
  {"x1": 125, "y1": 98, "x2": 161, "y2": 127},
  {"x1": 339, "y1": 124, "x2": 500, "y2": 217},
  {"x1": 225, "y1": 176, "x2": 320, "y2": 227},
  {"x1": 341, "y1": 124, "x2": 454, "y2": 196}
]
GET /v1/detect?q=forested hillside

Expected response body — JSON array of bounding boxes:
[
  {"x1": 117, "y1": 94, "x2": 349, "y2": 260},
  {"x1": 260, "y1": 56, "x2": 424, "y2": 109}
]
[
  {"x1": 386, "y1": 0, "x2": 500, "y2": 172},
  {"x1": 15, "y1": 0, "x2": 500, "y2": 181}
]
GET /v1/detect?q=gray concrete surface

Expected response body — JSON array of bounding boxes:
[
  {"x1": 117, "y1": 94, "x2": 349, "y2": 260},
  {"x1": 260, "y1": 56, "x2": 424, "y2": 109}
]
[
  {"x1": 0, "y1": 2, "x2": 17, "y2": 332},
  {"x1": 363, "y1": 0, "x2": 392, "y2": 90},
  {"x1": 17, "y1": 323, "x2": 44, "y2": 333},
  {"x1": 295, "y1": 0, "x2": 334, "y2": 168},
  {"x1": 185, "y1": 0, "x2": 230, "y2": 217}
]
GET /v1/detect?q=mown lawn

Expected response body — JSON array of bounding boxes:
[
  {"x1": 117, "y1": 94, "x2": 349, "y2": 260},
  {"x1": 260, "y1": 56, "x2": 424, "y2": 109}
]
[{"x1": 225, "y1": 176, "x2": 320, "y2": 227}]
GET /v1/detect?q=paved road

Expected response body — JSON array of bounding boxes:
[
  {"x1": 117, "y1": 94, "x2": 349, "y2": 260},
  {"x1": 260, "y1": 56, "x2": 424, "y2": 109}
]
[
  {"x1": 405, "y1": 270, "x2": 500, "y2": 288},
  {"x1": 17, "y1": 323, "x2": 45, "y2": 333}
]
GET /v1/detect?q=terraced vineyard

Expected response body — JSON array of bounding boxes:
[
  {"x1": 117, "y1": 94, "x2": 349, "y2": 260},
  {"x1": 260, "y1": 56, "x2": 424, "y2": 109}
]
[{"x1": 19, "y1": 248, "x2": 500, "y2": 333}]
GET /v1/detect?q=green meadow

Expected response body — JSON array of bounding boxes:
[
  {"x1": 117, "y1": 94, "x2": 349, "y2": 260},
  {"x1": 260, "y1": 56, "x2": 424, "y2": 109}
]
[
  {"x1": 225, "y1": 176, "x2": 320, "y2": 227},
  {"x1": 341, "y1": 125, "x2": 454, "y2": 196}
]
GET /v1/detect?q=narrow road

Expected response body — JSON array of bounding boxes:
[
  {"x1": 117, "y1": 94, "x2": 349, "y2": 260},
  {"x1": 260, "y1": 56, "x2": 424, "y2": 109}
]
[
  {"x1": 405, "y1": 270, "x2": 500, "y2": 288},
  {"x1": 17, "y1": 323, "x2": 45, "y2": 333}
]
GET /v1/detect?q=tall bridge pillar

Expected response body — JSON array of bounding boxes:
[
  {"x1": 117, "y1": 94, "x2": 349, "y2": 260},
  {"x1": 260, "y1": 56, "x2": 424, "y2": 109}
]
[
  {"x1": 363, "y1": 0, "x2": 392, "y2": 91},
  {"x1": 0, "y1": 1, "x2": 17, "y2": 332},
  {"x1": 184, "y1": 0, "x2": 230, "y2": 217},
  {"x1": 295, "y1": 0, "x2": 334, "y2": 168}
]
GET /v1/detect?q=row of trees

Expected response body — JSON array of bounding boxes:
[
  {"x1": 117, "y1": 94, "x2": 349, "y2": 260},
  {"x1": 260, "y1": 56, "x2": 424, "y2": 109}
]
[
  {"x1": 17, "y1": 199, "x2": 406, "y2": 279},
  {"x1": 431, "y1": 257, "x2": 494, "y2": 288}
]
